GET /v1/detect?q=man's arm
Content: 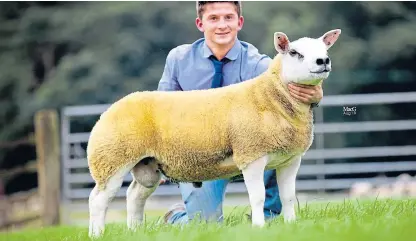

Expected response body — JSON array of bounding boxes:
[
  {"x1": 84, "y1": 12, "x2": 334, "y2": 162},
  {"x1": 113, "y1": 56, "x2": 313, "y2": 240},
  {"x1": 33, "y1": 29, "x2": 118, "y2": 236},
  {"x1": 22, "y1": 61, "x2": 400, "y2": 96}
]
[
  {"x1": 157, "y1": 48, "x2": 182, "y2": 91},
  {"x1": 252, "y1": 55, "x2": 272, "y2": 78},
  {"x1": 254, "y1": 56, "x2": 323, "y2": 106}
]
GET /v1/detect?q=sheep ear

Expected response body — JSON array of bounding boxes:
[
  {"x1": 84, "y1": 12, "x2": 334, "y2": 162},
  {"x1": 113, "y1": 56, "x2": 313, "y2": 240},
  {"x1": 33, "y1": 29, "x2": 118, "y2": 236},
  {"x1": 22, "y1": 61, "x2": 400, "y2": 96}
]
[
  {"x1": 319, "y1": 29, "x2": 341, "y2": 49},
  {"x1": 274, "y1": 32, "x2": 290, "y2": 54}
]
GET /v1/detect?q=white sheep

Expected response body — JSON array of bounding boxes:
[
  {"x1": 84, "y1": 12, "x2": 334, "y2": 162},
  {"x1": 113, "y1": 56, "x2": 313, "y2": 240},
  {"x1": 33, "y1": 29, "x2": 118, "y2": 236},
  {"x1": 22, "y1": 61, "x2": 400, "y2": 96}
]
[
  {"x1": 86, "y1": 29, "x2": 341, "y2": 238},
  {"x1": 350, "y1": 182, "x2": 374, "y2": 198},
  {"x1": 407, "y1": 176, "x2": 416, "y2": 197}
]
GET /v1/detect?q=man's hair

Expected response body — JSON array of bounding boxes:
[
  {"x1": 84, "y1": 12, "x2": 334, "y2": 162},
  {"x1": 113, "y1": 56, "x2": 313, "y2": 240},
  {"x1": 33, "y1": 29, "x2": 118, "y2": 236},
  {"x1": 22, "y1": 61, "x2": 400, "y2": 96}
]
[{"x1": 196, "y1": 1, "x2": 242, "y2": 19}]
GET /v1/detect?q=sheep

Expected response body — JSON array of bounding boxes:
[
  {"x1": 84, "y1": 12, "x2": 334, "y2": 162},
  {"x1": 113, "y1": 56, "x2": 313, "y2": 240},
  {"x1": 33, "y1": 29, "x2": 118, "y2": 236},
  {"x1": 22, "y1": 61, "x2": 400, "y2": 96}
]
[
  {"x1": 408, "y1": 176, "x2": 416, "y2": 197},
  {"x1": 350, "y1": 182, "x2": 374, "y2": 198},
  {"x1": 87, "y1": 28, "x2": 341, "y2": 238}
]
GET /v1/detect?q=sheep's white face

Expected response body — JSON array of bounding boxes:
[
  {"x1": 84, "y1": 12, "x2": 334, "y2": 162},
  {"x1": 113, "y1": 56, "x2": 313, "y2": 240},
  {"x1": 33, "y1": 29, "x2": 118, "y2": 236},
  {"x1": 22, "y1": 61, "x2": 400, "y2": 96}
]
[{"x1": 274, "y1": 29, "x2": 341, "y2": 85}]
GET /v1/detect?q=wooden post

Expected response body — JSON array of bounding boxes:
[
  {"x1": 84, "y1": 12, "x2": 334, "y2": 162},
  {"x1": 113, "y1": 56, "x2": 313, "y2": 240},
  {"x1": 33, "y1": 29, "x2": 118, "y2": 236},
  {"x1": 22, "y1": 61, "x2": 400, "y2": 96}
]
[{"x1": 34, "y1": 109, "x2": 60, "y2": 226}]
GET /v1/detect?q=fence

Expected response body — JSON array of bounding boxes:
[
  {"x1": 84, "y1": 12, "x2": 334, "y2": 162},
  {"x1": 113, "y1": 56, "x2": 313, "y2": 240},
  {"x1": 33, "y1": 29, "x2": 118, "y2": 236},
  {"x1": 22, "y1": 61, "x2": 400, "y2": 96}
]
[
  {"x1": 0, "y1": 110, "x2": 61, "y2": 231},
  {"x1": 60, "y1": 92, "x2": 416, "y2": 201},
  {"x1": 0, "y1": 189, "x2": 40, "y2": 231}
]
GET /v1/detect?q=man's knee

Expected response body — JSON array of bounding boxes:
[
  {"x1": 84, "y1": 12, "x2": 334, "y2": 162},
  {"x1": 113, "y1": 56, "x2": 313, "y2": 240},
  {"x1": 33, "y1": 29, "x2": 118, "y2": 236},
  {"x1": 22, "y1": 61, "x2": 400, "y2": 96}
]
[{"x1": 179, "y1": 180, "x2": 228, "y2": 222}]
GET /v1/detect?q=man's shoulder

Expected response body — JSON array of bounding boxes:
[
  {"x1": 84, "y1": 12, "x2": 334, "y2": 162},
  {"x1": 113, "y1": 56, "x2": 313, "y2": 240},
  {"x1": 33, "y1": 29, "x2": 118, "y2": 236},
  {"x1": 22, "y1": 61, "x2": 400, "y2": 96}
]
[
  {"x1": 167, "y1": 39, "x2": 204, "y2": 62},
  {"x1": 239, "y1": 40, "x2": 271, "y2": 64},
  {"x1": 238, "y1": 40, "x2": 272, "y2": 77}
]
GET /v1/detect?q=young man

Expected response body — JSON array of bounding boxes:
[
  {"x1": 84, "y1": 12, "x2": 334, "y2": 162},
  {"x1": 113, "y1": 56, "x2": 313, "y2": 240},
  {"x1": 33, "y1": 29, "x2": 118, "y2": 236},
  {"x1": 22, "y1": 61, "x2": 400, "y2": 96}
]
[{"x1": 157, "y1": 1, "x2": 323, "y2": 224}]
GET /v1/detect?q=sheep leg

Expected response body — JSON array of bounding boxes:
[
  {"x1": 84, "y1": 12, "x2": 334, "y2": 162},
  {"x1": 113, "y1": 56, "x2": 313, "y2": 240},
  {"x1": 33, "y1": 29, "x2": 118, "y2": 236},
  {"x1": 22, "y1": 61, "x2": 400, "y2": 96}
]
[
  {"x1": 126, "y1": 179, "x2": 159, "y2": 231},
  {"x1": 88, "y1": 164, "x2": 132, "y2": 238},
  {"x1": 276, "y1": 155, "x2": 301, "y2": 223},
  {"x1": 242, "y1": 155, "x2": 268, "y2": 227},
  {"x1": 126, "y1": 158, "x2": 161, "y2": 230}
]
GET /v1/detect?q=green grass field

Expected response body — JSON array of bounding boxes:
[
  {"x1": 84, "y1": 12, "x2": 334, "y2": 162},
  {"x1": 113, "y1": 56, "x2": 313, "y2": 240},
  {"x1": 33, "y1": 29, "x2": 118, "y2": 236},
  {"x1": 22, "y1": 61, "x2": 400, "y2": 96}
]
[{"x1": 1, "y1": 198, "x2": 415, "y2": 241}]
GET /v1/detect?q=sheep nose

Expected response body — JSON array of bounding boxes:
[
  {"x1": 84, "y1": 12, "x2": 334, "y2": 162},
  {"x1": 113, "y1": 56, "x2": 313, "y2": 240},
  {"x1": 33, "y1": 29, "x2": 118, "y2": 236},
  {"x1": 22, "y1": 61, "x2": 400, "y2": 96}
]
[{"x1": 316, "y1": 57, "x2": 330, "y2": 65}]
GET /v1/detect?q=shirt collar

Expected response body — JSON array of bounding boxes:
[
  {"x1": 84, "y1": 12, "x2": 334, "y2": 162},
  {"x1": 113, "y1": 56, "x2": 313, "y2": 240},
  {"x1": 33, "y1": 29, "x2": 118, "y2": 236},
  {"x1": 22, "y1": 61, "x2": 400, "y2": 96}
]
[{"x1": 202, "y1": 38, "x2": 241, "y2": 61}]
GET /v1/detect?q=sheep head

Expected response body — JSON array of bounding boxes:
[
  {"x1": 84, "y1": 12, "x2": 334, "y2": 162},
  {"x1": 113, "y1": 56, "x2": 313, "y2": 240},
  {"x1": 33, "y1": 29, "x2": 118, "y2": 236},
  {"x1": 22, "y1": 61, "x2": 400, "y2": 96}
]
[{"x1": 274, "y1": 29, "x2": 341, "y2": 86}]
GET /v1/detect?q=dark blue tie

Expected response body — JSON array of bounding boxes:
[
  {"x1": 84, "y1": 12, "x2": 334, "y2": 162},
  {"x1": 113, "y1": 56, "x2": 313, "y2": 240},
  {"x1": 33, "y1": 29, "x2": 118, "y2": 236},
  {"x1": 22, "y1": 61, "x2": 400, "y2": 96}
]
[{"x1": 210, "y1": 56, "x2": 229, "y2": 88}]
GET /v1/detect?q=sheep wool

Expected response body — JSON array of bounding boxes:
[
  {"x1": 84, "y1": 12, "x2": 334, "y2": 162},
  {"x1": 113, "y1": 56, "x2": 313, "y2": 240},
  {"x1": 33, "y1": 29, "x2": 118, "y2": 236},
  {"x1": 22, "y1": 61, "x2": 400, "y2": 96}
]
[{"x1": 87, "y1": 54, "x2": 314, "y2": 191}]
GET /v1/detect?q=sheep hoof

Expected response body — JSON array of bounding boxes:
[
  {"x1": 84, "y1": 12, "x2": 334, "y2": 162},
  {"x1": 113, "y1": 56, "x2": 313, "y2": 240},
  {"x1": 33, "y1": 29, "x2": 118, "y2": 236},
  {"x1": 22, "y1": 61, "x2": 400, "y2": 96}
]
[
  {"x1": 192, "y1": 182, "x2": 203, "y2": 188},
  {"x1": 89, "y1": 219, "x2": 105, "y2": 239},
  {"x1": 251, "y1": 220, "x2": 265, "y2": 228}
]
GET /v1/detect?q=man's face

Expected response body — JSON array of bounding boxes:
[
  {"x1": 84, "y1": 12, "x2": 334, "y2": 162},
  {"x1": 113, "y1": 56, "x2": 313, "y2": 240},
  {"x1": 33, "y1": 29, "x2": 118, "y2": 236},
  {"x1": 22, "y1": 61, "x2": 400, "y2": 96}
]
[{"x1": 196, "y1": 2, "x2": 244, "y2": 47}]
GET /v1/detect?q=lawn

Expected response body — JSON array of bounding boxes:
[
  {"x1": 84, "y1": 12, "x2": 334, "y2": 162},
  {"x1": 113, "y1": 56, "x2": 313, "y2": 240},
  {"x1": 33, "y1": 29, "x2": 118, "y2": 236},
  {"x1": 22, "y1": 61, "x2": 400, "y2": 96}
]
[{"x1": 1, "y1": 198, "x2": 415, "y2": 241}]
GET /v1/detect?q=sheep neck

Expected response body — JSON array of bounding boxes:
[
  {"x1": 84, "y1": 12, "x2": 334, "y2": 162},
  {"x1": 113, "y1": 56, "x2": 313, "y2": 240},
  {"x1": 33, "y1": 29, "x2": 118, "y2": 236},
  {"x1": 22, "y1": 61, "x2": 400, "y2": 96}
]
[{"x1": 247, "y1": 55, "x2": 312, "y2": 124}]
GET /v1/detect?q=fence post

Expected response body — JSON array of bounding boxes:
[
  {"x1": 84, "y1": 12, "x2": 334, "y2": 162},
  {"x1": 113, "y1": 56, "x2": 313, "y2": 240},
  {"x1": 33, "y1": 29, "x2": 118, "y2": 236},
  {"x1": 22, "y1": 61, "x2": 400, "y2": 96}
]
[{"x1": 34, "y1": 109, "x2": 61, "y2": 226}]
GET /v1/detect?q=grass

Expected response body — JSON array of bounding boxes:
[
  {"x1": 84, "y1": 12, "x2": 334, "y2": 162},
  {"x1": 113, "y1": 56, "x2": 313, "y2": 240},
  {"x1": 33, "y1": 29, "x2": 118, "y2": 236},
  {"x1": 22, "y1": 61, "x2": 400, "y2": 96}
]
[{"x1": 1, "y1": 198, "x2": 415, "y2": 241}]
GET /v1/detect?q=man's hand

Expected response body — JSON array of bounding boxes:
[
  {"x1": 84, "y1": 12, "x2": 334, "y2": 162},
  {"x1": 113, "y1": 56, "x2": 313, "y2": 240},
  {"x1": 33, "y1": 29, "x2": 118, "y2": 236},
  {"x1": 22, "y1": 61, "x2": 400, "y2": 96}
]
[{"x1": 288, "y1": 82, "x2": 323, "y2": 105}]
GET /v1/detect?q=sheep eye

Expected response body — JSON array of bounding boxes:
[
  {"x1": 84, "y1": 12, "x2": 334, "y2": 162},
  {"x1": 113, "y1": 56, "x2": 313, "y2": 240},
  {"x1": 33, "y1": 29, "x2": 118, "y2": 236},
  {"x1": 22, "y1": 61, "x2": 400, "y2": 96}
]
[
  {"x1": 289, "y1": 49, "x2": 298, "y2": 56},
  {"x1": 289, "y1": 49, "x2": 304, "y2": 60}
]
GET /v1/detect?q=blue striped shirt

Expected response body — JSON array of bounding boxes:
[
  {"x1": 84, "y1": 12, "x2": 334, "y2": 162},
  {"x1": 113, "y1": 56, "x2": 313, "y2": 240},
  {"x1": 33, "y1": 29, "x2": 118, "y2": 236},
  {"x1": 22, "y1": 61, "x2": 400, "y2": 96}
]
[{"x1": 157, "y1": 38, "x2": 271, "y2": 91}]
